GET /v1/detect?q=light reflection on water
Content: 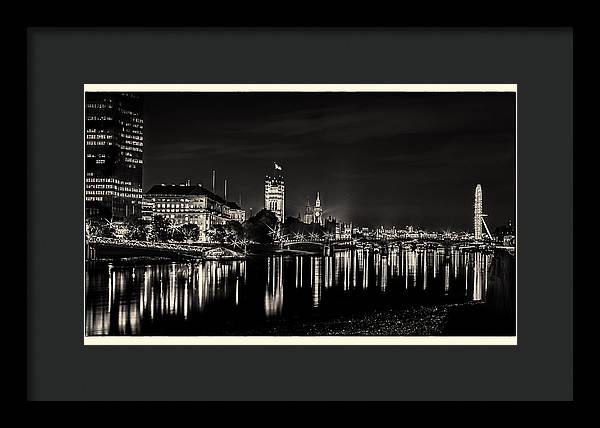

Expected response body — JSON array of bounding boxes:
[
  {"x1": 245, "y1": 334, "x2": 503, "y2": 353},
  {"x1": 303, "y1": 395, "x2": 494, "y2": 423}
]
[{"x1": 85, "y1": 247, "x2": 492, "y2": 336}]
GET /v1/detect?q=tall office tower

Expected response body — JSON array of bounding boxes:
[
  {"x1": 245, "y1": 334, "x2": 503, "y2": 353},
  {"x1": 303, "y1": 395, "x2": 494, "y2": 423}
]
[
  {"x1": 264, "y1": 163, "x2": 285, "y2": 222},
  {"x1": 313, "y1": 192, "x2": 323, "y2": 226},
  {"x1": 85, "y1": 93, "x2": 144, "y2": 219},
  {"x1": 474, "y1": 184, "x2": 483, "y2": 241}
]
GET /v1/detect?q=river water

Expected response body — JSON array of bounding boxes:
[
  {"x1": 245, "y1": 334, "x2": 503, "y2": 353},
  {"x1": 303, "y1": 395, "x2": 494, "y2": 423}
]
[{"x1": 85, "y1": 247, "x2": 506, "y2": 336}]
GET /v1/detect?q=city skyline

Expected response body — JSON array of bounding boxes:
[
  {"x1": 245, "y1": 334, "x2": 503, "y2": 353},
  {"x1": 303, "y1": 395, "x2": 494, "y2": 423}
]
[{"x1": 142, "y1": 92, "x2": 516, "y2": 230}]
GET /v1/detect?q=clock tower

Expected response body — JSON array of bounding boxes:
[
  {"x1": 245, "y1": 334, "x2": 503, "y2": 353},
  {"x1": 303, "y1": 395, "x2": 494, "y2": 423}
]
[{"x1": 313, "y1": 192, "x2": 323, "y2": 226}]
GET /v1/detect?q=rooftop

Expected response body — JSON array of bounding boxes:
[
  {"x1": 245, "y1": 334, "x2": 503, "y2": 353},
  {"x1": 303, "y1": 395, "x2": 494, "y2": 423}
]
[
  {"x1": 146, "y1": 183, "x2": 228, "y2": 204},
  {"x1": 225, "y1": 201, "x2": 243, "y2": 210}
]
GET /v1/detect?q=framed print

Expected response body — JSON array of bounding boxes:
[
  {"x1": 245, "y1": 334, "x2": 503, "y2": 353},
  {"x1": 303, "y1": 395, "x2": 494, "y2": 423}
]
[
  {"x1": 83, "y1": 84, "x2": 517, "y2": 346},
  {"x1": 28, "y1": 27, "x2": 572, "y2": 401}
]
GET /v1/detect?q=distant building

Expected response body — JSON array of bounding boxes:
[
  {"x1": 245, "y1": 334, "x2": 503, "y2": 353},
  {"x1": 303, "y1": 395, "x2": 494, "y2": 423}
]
[
  {"x1": 144, "y1": 182, "x2": 246, "y2": 242},
  {"x1": 325, "y1": 216, "x2": 353, "y2": 240},
  {"x1": 503, "y1": 235, "x2": 516, "y2": 246},
  {"x1": 354, "y1": 227, "x2": 375, "y2": 240},
  {"x1": 313, "y1": 192, "x2": 323, "y2": 226},
  {"x1": 376, "y1": 225, "x2": 399, "y2": 240},
  {"x1": 225, "y1": 201, "x2": 246, "y2": 223},
  {"x1": 265, "y1": 166, "x2": 285, "y2": 222},
  {"x1": 85, "y1": 92, "x2": 144, "y2": 219},
  {"x1": 495, "y1": 220, "x2": 516, "y2": 247},
  {"x1": 338, "y1": 222, "x2": 353, "y2": 240},
  {"x1": 304, "y1": 192, "x2": 324, "y2": 225},
  {"x1": 303, "y1": 200, "x2": 314, "y2": 224}
]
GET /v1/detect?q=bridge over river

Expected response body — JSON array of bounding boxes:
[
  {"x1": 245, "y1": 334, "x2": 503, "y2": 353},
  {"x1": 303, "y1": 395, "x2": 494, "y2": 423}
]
[
  {"x1": 86, "y1": 236, "x2": 245, "y2": 261},
  {"x1": 86, "y1": 235, "x2": 513, "y2": 261}
]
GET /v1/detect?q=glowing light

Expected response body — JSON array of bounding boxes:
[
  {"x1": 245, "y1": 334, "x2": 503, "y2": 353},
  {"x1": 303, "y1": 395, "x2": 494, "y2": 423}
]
[
  {"x1": 474, "y1": 184, "x2": 483, "y2": 241},
  {"x1": 312, "y1": 257, "x2": 322, "y2": 307}
]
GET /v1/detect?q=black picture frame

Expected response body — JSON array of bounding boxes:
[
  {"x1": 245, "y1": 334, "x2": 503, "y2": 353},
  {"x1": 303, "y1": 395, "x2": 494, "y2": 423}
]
[{"x1": 26, "y1": 27, "x2": 573, "y2": 402}]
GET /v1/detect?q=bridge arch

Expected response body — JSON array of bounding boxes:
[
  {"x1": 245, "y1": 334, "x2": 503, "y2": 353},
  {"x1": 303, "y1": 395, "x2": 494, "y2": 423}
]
[{"x1": 282, "y1": 240, "x2": 325, "y2": 249}]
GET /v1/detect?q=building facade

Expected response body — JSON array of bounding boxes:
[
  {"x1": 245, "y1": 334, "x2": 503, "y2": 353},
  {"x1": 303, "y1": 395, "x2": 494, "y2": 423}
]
[
  {"x1": 85, "y1": 92, "x2": 144, "y2": 219},
  {"x1": 141, "y1": 199, "x2": 154, "y2": 222},
  {"x1": 303, "y1": 192, "x2": 324, "y2": 225},
  {"x1": 225, "y1": 201, "x2": 246, "y2": 222},
  {"x1": 303, "y1": 201, "x2": 314, "y2": 224},
  {"x1": 325, "y1": 216, "x2": 353, "y2": 240},
  {"x1": 265, "y1": 170, "x2": 285, "y2": 222},
  {"x1": 339, "y1": 222, "x2": 353, "y2": 240},
  {"x1": 144, "y1": 183, "x2": 246, "y2": 242}
]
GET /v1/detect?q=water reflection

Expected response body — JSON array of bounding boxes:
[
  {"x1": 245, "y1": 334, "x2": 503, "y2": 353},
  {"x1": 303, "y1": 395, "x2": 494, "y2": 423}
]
[
  {"x1": 312, "y1": 257, "x2": 323, "y2": 307},
  {"x1": 86, "y1": 247, "x2": 494, "y2": 336},
  {"x1": 265, "y1": 257, "x2": 283, "y2": 317}
]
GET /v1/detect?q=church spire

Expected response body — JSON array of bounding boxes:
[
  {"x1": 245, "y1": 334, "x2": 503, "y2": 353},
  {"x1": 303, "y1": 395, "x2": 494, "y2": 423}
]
[{"x1": 313, "y1": 192, "x2": 323, "y2": 226}]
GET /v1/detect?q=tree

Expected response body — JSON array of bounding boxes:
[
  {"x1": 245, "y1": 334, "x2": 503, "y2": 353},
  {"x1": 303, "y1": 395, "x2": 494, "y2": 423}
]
[
  {"x1": 242, "y1": 209, "x2": 278, "y2": 244},
  {"x1": 85, "y1": 216, "x2": 116, "y2": 238},
  {"x1": 282, "y1": 216, "x2": 303, "y2": 236},
  {"x1": 224, "y1": 221, "x2": 244, "y2": 241},
  {"x1": 282, "y1": 215, "x2": 325, "y2": 238},
  {"x1": 152, "y1": 215, "x2": 172, "y2": 242},
  {"x1": 206, "y1": 222, "x2": 243, "y2": 244},
  {"x1": 180, "y1": 223, "x2": 200, "y2": 242},
  {"x1": 254, "y1": 209, "x2": 278, "y2": 229},
  {"x1": 86, "y1": 217, "x2": 104, "y2": 238},
  {"x1": 124, "y1": 218, "x2": 150, "y2": 241},
  {"x1": 207, "y1": 224, "x2": 227, "y2": 243},
  {"x1": 169, "y1": 226, "x2": 185, "y2": 242}
]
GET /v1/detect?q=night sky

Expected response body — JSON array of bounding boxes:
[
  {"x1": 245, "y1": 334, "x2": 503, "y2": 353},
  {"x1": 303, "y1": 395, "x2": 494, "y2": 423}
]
[{"x1": 142, "y1": 92, "x2": 515, "y2": 231}]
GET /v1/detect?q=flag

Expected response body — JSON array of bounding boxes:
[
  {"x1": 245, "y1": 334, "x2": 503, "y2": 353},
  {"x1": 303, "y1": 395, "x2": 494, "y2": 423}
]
[{"x1": 274, "y1": 162, "x2": 282, "y2": 170}]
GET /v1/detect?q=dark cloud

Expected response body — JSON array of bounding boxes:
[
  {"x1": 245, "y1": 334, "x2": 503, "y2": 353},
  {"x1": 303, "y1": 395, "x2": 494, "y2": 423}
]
[{"x1": 142, "y1": 92, "x2": 515, "y2": 231}]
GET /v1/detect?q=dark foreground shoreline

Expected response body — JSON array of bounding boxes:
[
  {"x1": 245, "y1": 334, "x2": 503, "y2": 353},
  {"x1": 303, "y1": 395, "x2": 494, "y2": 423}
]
[
  {"x1": 88, "y1": 301, "x2": 515, "y2": 337},
  {"x1": 220, "y1": 302, "x2": 514, "y2": 336}
]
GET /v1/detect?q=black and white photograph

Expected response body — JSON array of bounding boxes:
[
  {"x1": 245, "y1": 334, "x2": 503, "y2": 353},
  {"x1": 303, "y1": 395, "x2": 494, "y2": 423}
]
[
  {"x1": 84, "y1": 84, "x2": 517, "y2": 344},
  {"x1": 26, "y1": 26, "x2": 573, "y2": 403}
]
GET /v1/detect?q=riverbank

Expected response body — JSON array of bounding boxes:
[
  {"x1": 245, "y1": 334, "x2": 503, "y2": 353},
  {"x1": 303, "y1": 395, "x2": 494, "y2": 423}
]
[{"x1": 197, "y1": 301, "x2": 511, "y2": 336}]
